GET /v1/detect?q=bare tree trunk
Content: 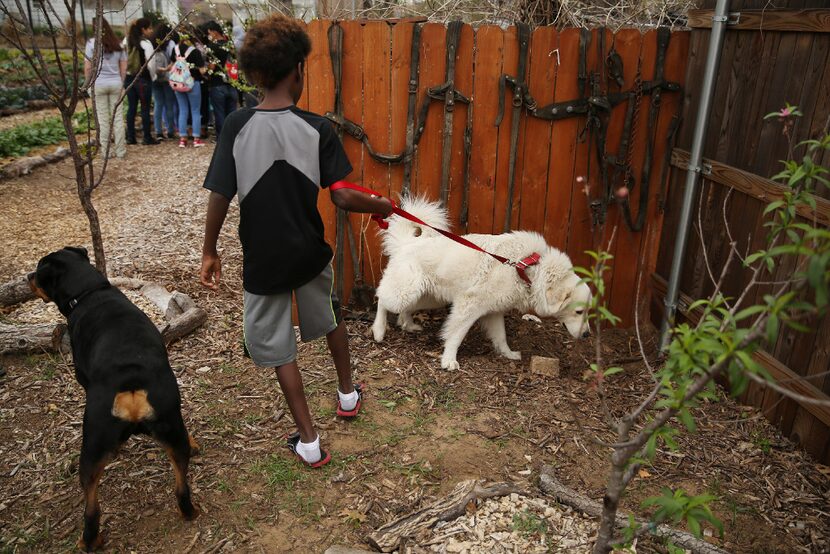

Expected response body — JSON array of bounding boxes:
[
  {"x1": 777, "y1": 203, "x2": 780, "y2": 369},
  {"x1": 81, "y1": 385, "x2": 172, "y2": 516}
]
[
  {"x1": 64, "y1": 117, "x2": 107, "y2": 277},
  {"x1": 593, "y1": 452, "x2": 627, "y2": 554}
]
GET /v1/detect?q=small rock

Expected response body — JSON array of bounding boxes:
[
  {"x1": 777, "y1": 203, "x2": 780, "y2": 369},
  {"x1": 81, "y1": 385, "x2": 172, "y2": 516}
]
[{"x1": 530, "y1": 356, "x2": 560, "y2": 378}]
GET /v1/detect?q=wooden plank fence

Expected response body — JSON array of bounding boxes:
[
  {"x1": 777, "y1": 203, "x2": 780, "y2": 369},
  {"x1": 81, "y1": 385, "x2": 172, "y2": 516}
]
[
  {"x1": 653, "y1": 1, "x2": 830, "y2": 463},
  {"x1": 294, "y1": 19, "x2": 689, "y2": 326}
]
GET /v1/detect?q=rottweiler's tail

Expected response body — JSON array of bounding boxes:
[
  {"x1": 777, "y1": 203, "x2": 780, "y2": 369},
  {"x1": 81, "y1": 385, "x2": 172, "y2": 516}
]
[{"x1": 112, "y1": 390, "x2": 155, "y2": 422}]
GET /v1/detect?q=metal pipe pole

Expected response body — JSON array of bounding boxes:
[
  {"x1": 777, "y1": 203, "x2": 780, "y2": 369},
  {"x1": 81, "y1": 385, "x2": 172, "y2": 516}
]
[
  {"x1": 660, "y1": 0, "x2": 731, "y2": 349},
  {"x1": 80, "y1": 0, "x2": 88, "y2": 41}
]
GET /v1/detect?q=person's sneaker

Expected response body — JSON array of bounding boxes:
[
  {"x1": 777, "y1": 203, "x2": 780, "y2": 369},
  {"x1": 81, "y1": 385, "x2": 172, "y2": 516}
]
[
  {"x1": 142, "y1": 137, "x2": 159, "y2": 145},
  {"x1": 155, "y1": 134, "x2": 166, "y2": 142},
  {"x1": 178, "y1": 137, "x2": 188, "y2": 148},
  {"x1": 193, "y1": 138, "x2": 205, "y2": 148},
  {"x1": 126, "y1": 138, "x2": 137, "y2": 145},
  {"x1": 337, "y1": 383, "x2": 363, "y2": 418}
]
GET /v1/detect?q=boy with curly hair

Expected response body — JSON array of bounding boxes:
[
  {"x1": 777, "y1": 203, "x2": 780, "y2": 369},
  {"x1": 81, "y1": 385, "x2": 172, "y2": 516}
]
[{"x1": 199, "y1": 14, "x2": 392, "y2": 467}]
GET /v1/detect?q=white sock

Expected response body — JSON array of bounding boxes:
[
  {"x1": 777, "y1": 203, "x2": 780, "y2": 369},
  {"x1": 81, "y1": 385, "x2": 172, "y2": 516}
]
[
  {"x1": 295, "y1": 435, "x2": 321, "y2": 464},
  {"x1": 338, "y1": 389, "x2": 359, "y2": 411}
]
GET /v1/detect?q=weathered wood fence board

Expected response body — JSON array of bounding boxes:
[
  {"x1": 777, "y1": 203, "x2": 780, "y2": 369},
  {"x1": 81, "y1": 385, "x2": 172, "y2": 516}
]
[
  {"x1": 298, "y1": 20, "x2": 688, "y2": 325},
  {"x1": 653, "y1": 0, "x2": 830, "y2": 463}
]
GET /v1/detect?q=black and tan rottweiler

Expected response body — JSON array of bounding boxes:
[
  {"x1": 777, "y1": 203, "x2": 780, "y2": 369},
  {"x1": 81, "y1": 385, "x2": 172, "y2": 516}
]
[{"x1": 28, "y1": 247, "x2": 199, "y2": 551}]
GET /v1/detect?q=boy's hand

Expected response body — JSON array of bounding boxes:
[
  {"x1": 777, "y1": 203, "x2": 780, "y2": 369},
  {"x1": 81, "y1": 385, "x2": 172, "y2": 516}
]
[
  {"x1": 375, "y1": 196, "x2": 394, "y2": 218},
  {"x1": 200, "y1": 253, "x2": 222, "y2": 290}
]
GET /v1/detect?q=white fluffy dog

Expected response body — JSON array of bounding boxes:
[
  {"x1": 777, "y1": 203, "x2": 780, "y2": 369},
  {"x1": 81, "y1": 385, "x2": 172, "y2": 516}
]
[{"x1": 372, "y1": 197, "x2": 592, "y2": 370}]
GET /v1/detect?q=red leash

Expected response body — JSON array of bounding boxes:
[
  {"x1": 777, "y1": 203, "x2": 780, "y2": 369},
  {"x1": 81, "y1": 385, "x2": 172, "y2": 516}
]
[{"x1": 329, "y1": 181, "x2": 541, "y2": 285}]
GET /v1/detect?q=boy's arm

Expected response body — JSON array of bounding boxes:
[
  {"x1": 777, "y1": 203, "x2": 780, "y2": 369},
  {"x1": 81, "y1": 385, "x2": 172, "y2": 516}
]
[
  {"x1": 200, "y1": 192, "x2": 231, "y2": 290},
  {"x1": 330, "y1": 187, "x2": 394, "y2": 217}
]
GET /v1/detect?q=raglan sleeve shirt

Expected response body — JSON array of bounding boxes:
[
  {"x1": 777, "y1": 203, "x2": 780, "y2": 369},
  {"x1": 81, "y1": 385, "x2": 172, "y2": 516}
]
[
  {"x1": 202, "y1": 110, "x2": 245, "y2": 199},
  {"x1": 318, "y1": 121, "x2": 352, "y2": 188}
]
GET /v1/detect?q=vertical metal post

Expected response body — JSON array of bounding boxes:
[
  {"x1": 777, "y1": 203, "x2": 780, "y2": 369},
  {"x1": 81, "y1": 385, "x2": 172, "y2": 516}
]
[
  {"x1": 80, "y1": 0, "x2": 88, "y2": 41},
  {"x1": 660, "y1": 0, "x2": 731, "y2": 349},
  {"x1": 25, "y1": 0, "x2": 33, "y2": 28}
]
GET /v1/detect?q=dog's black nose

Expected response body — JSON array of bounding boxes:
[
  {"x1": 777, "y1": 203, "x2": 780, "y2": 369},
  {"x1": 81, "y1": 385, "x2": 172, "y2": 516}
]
[{"x1": 582, "y1": 331, "x2": 590, "y2": 339}]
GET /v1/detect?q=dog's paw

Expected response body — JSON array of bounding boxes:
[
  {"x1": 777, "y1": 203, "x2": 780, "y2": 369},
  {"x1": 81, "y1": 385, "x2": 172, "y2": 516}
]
[
  {"x1": 180, "y1": 504, "x2": 201, "y2": 521},
  {"x1": 501, "y1": 350, "x2": 522, "y2": 361},
  {"x1": 77, "y1": 533, "x2": 104, "y2": 552},
  {"x1": 441, "y1": 358, "x2": 460, "y2": 371},
  {"x1": 522, "y1": 313, "x2": 542, "y2": 324},
  {"x1": 372, "y1": 324, "x2": 386, "y2": 342},
  {"x1": 399, "y1": 321, "x2": 423, "y2": 333},
  {"x1": 188, "y1": 435, "x2": 201, "y2": 456}
]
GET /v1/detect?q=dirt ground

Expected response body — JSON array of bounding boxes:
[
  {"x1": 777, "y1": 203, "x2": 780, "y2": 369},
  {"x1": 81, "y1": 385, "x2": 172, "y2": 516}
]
[{"x1": 0, "y1": 142, "x2": 828, "y2": 554}]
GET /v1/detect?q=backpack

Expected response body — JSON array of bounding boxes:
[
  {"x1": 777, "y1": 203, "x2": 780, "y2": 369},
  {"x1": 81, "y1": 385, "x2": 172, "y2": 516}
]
[
  {"x1": 126, "y1": 45, "x2": 141, "y2": 75},
  {"x1": 168, "y1": 45, "x2": 195, "y2": 92}
]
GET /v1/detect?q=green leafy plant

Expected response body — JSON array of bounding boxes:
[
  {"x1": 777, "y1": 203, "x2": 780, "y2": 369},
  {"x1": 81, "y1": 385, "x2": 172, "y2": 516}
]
[
  {"x1": 0, "y1": 111, "x2": 92, "y2": 157},
  {"x1": 582, "y1": 105, "x2": 829, "y2": 553},
  {"x1": 512, "y1": 510, "x2": 548, "y2": 538},
  {"x1": 641, "y1": 488, "x2": 723, "y2": 539}
]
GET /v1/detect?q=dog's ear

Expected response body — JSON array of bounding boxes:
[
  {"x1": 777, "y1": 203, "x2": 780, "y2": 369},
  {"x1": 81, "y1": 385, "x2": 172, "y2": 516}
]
[
  {"x1": 32, "y1": 258, "x2": 58, "y2": 302},
  {"x1": 545, "y1": 286, "x2": 573, "y2": 315},
  {"x1": 65, "y1": 246, "x2": 89, "y2": 260}
]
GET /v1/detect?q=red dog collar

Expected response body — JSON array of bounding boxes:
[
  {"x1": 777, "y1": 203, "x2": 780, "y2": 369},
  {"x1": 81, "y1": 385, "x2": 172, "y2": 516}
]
[{"x1": 515, "y1": 253, "x2": 541, "y2": 285}]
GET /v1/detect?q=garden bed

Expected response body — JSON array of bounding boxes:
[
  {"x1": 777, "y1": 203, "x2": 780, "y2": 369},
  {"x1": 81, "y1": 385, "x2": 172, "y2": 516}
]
[{"x1": 0, "y1": 147, "x2": 828, "y2": 553}]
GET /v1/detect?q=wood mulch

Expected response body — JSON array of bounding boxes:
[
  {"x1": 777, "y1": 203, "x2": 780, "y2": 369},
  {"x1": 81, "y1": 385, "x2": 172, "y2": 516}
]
[{"x1": 0, "y1": 143, "x2": 828, "y2": 553}]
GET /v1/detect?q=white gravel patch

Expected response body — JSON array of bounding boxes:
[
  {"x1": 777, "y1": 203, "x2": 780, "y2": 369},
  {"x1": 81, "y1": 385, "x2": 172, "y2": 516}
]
[{"x1": 424, "y1": 494, "x2": 597, "y2": 554}]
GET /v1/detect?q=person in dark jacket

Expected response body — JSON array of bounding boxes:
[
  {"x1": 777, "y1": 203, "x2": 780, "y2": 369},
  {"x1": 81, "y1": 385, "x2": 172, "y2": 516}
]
[
  {"x1": 203, "y1": 20, "x2": 238, "y2": 138},
  {"x1": 125, "y1": 18, "x2": 158, "y2": 145}
]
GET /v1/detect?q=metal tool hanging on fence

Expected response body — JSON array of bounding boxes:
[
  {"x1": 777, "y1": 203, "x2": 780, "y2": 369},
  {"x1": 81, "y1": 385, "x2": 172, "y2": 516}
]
[
  {"x1": 494, "y1": 25, "x2": 682, "y2": 232},
  {"x1": 434, "y1": 20, "x2": 470, "y2": 205},
  {"x1": 495, "y1": 22, "x2": 531, "y2": 232},
  {"x1": 324, "y1": 20, "x2": 471, "y2": 208}
]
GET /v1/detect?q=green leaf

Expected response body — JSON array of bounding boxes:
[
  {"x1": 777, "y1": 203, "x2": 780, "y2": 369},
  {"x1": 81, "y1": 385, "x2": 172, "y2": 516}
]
[
  {"x1": 763, "y1": 200, "x2": 785, "y2": 216},
  {"x1": 687, "y1": 515, "x2": 702, "y2": 538},
  {"x1": 766, "y1": 314, "x2": 780, "y2": 345},
  {"x1": 604, "y1": 366, "x2": 624, "y2": 377},
  {"x1": 745, "y1": 251, "x2": 766, "y2": 266},
  {"x1": 734, "y1": 305, "x2": 765, "y2": 322},
  {"x1": 735, "y1": 350, "x2": 762, "y2": 375},
  {"x1": 677, "y1": 408, "x2": 696, "y2": 433}
]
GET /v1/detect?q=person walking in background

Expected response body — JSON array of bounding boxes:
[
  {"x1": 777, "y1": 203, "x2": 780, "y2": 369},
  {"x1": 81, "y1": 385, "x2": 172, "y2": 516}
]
[
  {"x1": 229, "y1": 21, "x2": 259, "y2": 109},
  {"x1": 125, "y1": 17, "x2": 158, "y2": 145},
  {"x1": 204, "y1": 20, "x2": 238, "y2": 138},
  {"x1": 151, "y1": 23, "x2": 178, "y2": 140},
  {"x1": 83, "y1": 18, "x2": 127, "y2": 159},
  {"x1": 173, "y1": 31, "x2": 206, "y2": 148}
]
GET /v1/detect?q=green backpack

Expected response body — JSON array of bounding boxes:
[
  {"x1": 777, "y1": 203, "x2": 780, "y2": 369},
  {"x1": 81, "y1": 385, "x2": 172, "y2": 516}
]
[{"x1": 127, "y1": 46, "x2": 141, "y2": 75}]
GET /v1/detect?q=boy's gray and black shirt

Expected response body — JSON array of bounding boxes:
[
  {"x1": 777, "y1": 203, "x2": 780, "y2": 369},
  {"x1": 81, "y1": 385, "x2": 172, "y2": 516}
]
[{"x1": 203, "y1": 106, "x2": 352, "y2": 295}]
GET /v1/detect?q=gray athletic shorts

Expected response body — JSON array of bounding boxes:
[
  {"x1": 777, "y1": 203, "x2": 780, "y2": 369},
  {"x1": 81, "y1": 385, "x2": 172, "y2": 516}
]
[{"x1": 243, "y1": 264, "x2": 342, "y2": 367}]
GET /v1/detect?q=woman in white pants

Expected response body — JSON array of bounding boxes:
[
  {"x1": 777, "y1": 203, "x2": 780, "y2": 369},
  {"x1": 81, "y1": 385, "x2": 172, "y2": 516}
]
[{"x1": 84, "y1": 18, "x2": 127, "y2": 159}]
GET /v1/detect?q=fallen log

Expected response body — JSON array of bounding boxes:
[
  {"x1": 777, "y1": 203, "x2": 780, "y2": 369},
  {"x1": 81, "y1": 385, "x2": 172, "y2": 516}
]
[
  {"x1": 367, "y1": 480, "x2": 524, "y2": 552},
  {"x1": 0, "y1": 146, "x2": 70, "y2": 181},
  {"x1": 1, "y1": 278, "x2": 206, "y2": 355},
  {"x1": 538, "y1": 465, "x2": 728, "y2": 554},
  {"x1": 109, "y1": 277, "x2": 206, "y2": 345},
  {"x1": 0, "y1": 275, "x2": 35, "y2": 307},
  {"x1": 0, "y1": 322, "x2": 69, "y2": 355}
]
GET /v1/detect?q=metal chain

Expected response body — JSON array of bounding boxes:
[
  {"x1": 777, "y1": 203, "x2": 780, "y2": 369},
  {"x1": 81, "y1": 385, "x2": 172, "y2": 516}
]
[{"x1": 625, "y1": 76, "x2": 643, "y2": 188}]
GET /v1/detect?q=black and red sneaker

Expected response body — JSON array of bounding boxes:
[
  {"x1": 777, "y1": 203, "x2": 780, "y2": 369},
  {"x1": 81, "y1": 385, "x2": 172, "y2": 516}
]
[
  {"x1": 337, "y1": 383, "x2": 363, "y2": 418},
  {"x1": 285, "y1": 432, "x2": 331, "y2": 469}
]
